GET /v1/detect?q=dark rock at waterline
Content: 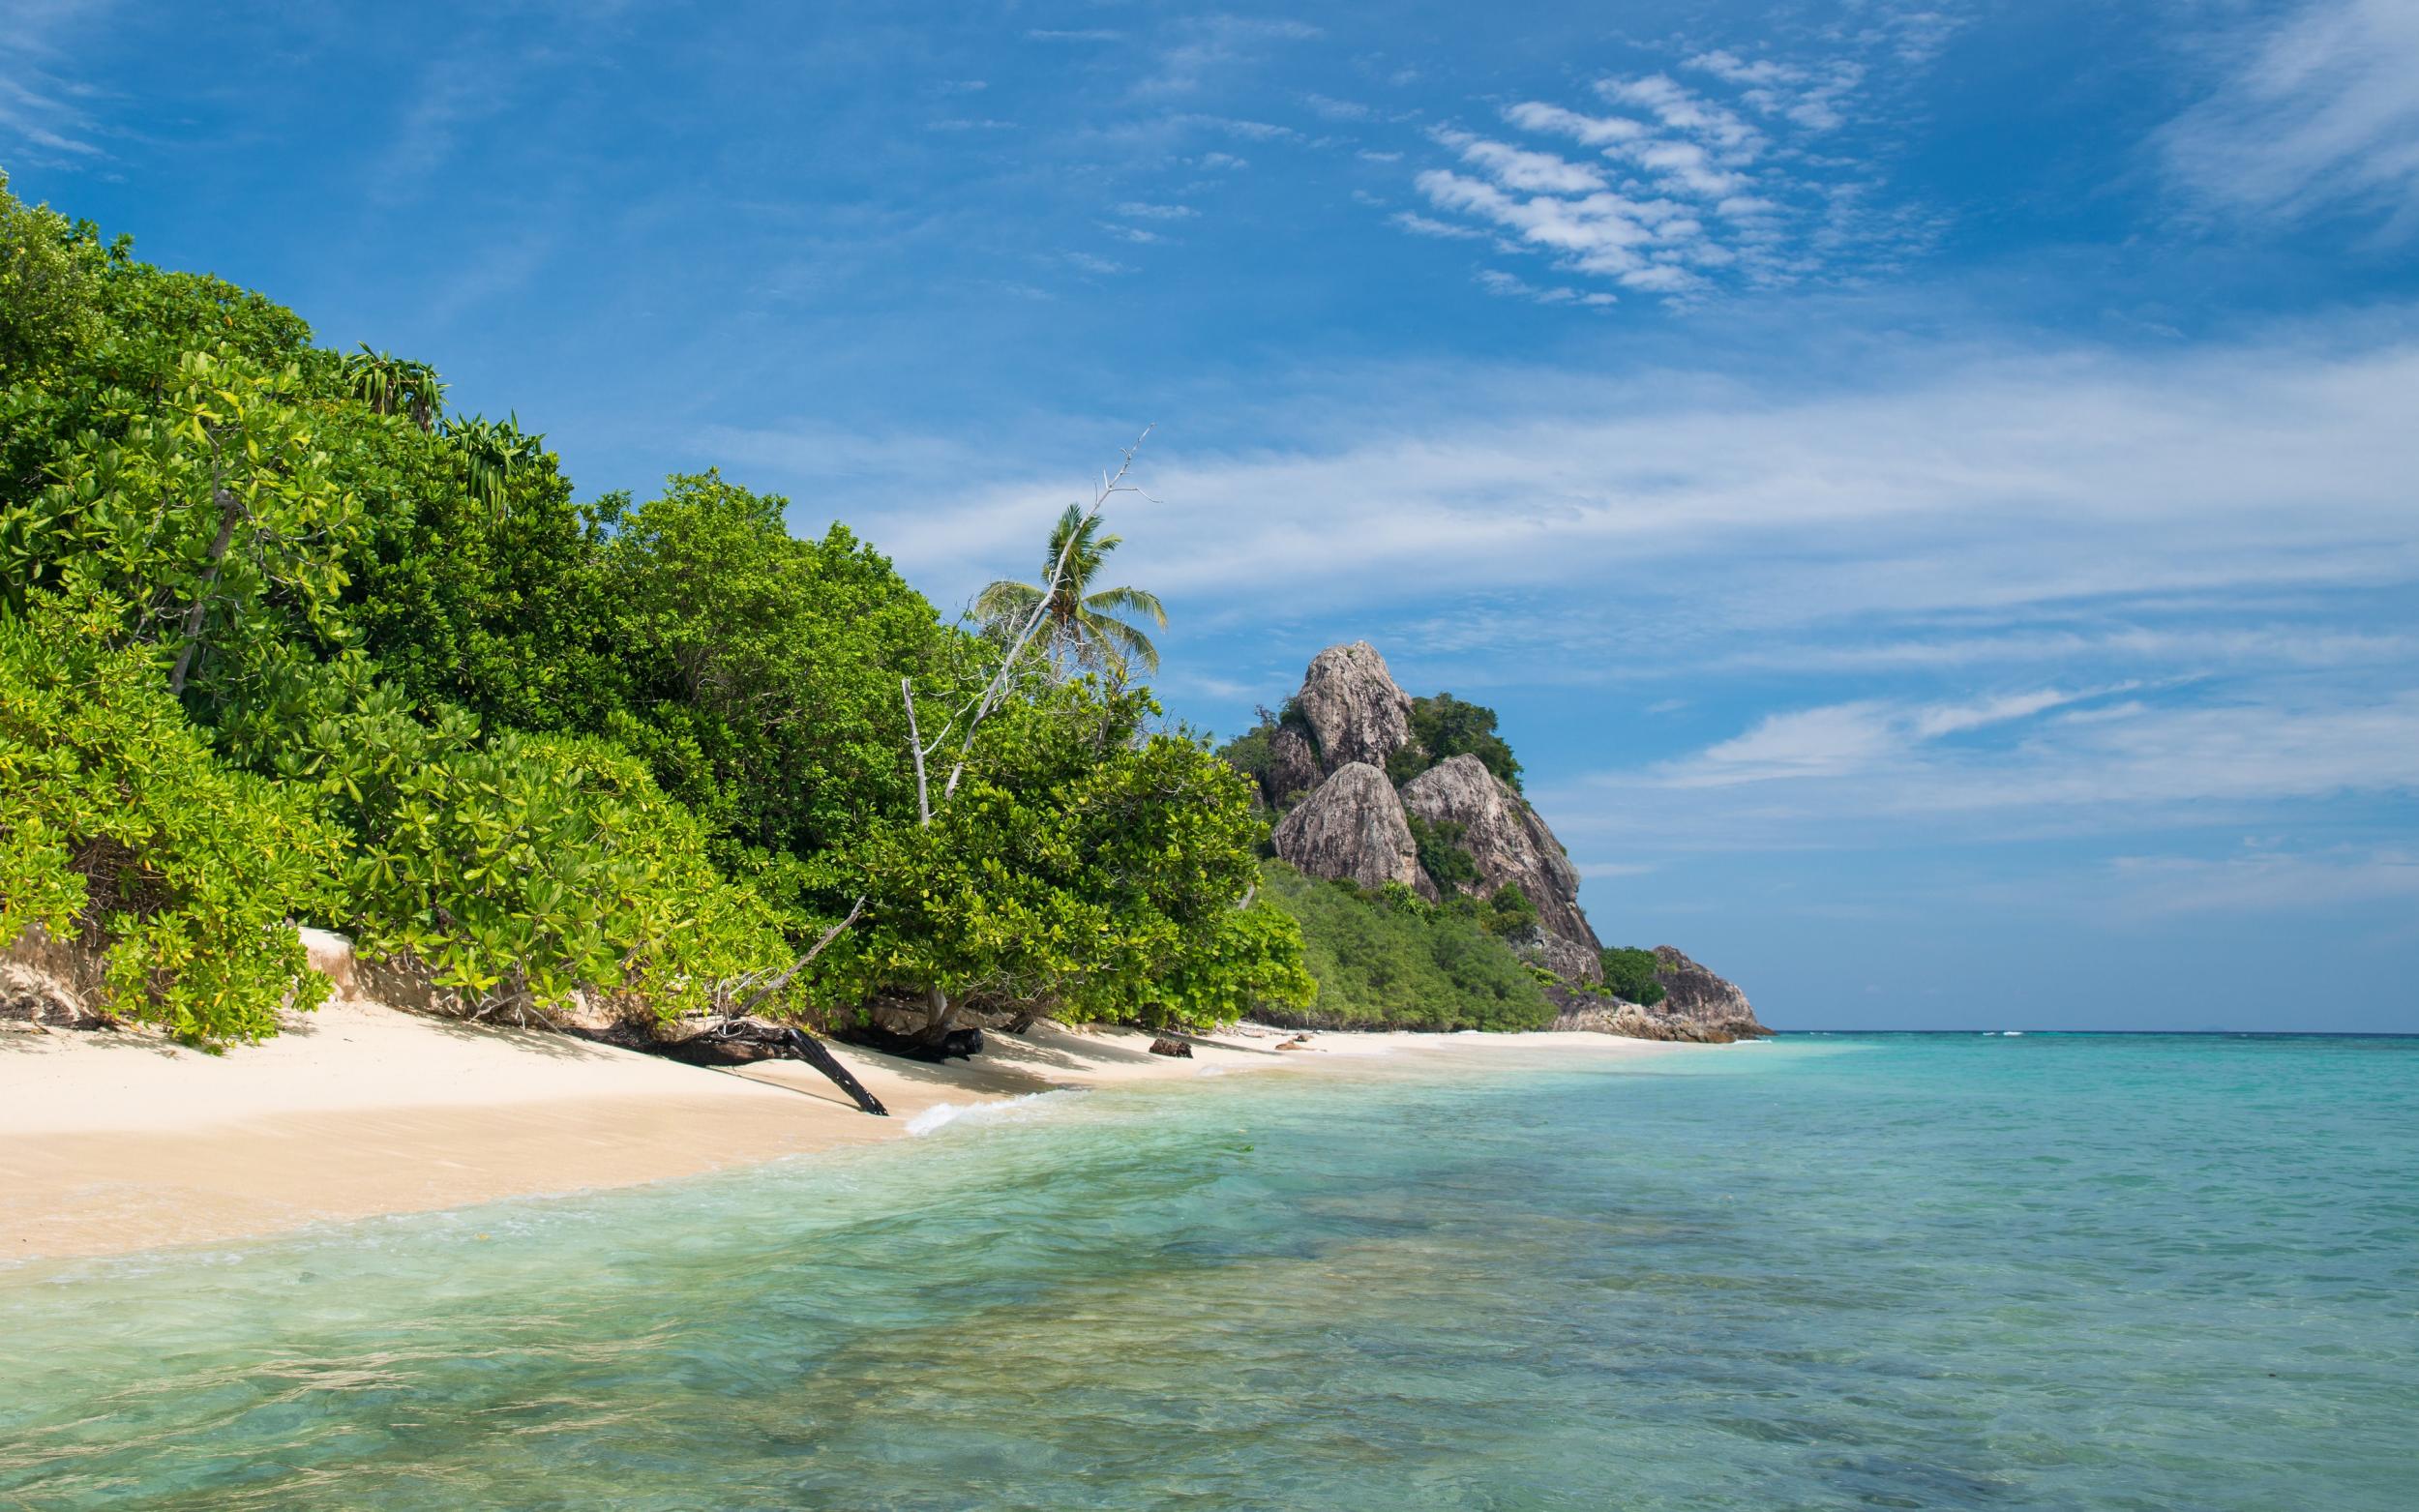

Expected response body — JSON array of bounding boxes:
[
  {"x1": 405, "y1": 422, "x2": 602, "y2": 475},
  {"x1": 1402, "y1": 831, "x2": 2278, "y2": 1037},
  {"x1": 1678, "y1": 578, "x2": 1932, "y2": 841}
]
[
  {"x1": 1651, "y1": 946, "x2": 1768, "y2": 1038},
  {"x1": 1149, "y1": 1036, "x2": 1192, "y2": 1058}
]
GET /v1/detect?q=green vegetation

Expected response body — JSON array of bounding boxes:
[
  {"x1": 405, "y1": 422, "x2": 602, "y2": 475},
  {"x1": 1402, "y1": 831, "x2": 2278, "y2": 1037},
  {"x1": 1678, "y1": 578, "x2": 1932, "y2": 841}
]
[
  {"x1": 1387, "y1": 693, "x2": 1522, "y2": 789},
  {"x1": 0, "y1": 594, "x2": 340, "y2": 1046},
  {"x1": 1254, "y1": 863, "x2": 1554, "y2": 1031},
  {"x1": 1407, "y1": 814, "x2": 1479, "y2": 888},
  {"x1": 1599, "y1": 946, "x2": 1668, "y2": 1006},
  {"x1": 0, "y1": 175, "x2": 1306, "y2": 1046},
  {"x1": 973, "y1": 501, "x2": 1167, "y2": 679}
]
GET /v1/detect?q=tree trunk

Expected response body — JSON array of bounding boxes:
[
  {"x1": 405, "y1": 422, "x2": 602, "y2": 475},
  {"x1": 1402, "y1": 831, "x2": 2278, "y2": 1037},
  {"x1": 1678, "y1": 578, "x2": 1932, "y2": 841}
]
[
  {"x1": 919, "y1": 982, "x2": 956, "y2": 1047},
  {"x1": 167, "y1": 484, "x2": 241, "y2": 697},
  {"x1": 781, "y1": 1027, "x2": 888, "y2": 1115}
]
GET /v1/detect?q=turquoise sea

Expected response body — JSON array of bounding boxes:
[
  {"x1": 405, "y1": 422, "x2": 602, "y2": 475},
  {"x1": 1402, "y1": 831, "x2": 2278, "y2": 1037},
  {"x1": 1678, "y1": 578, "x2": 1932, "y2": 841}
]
[{"x1": 3, "y1": 1033, "x2": 2415, "y2": 1509}]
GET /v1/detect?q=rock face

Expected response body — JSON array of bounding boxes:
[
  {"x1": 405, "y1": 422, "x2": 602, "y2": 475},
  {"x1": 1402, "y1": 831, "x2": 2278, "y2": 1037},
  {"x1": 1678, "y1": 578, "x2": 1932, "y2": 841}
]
[
  {"x1": 1272, "y1": 762, "x2": 1436, "y2": 899},
  {"x1": 1651, "y1": 946, "x2": 1767, "y2": 1037},
  {"x1": 1399, "y1": 755, "x2": 1600, "y2": 956},
  {"x1": 1293, "y1": 641, "x2": 1413, "y2": 772},
  {"x1": 1550, "y1": 997, "x2": 1741, "y2": 1043},
  {"x1": 1265, "y1": 726, "x2": 1325, "y2": 803}
]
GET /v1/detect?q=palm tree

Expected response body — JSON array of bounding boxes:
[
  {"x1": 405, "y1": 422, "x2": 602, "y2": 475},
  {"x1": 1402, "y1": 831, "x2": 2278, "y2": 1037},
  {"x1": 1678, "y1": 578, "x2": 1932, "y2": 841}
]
[
  {"x1": 340, "y1": 344, "x2": 445, "y2": 432},
  {"x1": 974, "y1": 503, "x2": 1167, "y2": 678},
  {"x1": 440, "y1": 411, "x2": 547, "y2": 519}
]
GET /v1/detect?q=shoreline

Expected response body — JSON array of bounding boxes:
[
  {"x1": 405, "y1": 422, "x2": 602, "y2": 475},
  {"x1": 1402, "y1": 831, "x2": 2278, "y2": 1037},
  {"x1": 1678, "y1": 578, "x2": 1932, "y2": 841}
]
[{"x1": 1, "y1": 999, "x2": 1690, "y2": 1267}]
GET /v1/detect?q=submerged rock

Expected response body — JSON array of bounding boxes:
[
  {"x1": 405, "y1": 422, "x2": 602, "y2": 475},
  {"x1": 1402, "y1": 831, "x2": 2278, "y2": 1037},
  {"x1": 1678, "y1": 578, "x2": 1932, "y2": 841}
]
[
  {"x1": 1272, "y1": 761, "x2": 1437, "y2": 899},
  {"x1": 1399, "y1": 754, "x2": 1602, "y2": 981},
  {"x1": 1293, "y1": 641, "x2": 1414, "y2": 772},
  {"x1": 1651, "y1": 946, "x2": 1768, "y2": 1037}
]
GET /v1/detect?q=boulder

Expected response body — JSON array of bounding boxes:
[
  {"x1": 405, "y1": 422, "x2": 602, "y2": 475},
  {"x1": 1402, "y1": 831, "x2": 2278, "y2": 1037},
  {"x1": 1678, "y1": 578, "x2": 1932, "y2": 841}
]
[
  {"x1": 1149, "y1": 1036, "x2": 1193, "y2": 1058},
  {"x1": 1293, "y1": 641, "x2": 1413, "y2": 772},
  {"x1": 1398, "y1": 755, "x2": 1601, "y2": 979},
  {"x1": 1516, "y1": 929, "x2": 1604, "y2": 986},
  {"x1": 1551, "y1": 998, "x2": 1738, "y2": 1043},
  {"x1": 1265, "y1": 726, "x2": 1325, "y2": 805},
  {"x1": 1652, "y1": 946, "x2": 1768, "y2": 1037},
  {"x1": 1272, "y1": 763, "x2": 1437, "y2": 899}
]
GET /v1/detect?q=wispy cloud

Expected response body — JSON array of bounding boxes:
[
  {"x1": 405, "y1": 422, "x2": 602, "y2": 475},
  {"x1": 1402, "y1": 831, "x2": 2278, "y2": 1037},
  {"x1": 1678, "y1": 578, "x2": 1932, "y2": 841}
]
[
  {"x1": 2161, "y1": 0, "x2": 2419, "y2": 232},
  {"x1": 1137, "y1": 15, "x2": 1320, "y2": 99},
  {"x1": 0, "y1": 0, "x2": 113, "y2": 165},
  {"x1": 1397, "y1": 34, "x2": 1937, "y2": 300}
]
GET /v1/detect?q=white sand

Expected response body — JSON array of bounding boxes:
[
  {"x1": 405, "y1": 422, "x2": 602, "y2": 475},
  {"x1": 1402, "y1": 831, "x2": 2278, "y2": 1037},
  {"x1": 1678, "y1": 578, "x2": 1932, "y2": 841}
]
[{"x1": 0, "y1": 998, "x2": 1681, "y2": 1264}]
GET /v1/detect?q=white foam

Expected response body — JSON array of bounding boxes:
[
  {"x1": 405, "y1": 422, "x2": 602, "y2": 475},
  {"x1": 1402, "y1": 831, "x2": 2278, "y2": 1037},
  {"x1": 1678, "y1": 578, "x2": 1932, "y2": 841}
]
[{"x1": 904, "y1": 1091, "x2": 1069, "y2": 1137}]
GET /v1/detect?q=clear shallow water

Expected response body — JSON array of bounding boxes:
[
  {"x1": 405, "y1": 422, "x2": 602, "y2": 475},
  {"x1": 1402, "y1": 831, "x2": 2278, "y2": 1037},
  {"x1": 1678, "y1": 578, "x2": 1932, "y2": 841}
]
[{"x1": 4, "y1": 1034, "x2": 2415, "y2": 1510}]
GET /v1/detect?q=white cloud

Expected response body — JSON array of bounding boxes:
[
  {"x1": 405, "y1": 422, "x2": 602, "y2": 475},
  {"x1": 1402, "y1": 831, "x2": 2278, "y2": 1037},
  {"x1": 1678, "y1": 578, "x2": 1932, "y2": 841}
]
[
  {"x1": 1400, "y1": 40, "x2": 1922, "y2": 299},
  {"x1": 1434, "y1": 129, "x2": 1607, "y2": 193},
  {"x1": 1669, "y1": 688, "x2": 2114, "y2": 787},
  {"x1": 834, "y1": 323, "x2": 2419, "y2": 684},
  {"x1": 1116, "y1": 200, "x2": 1198, "y2": 221},
  {"x1": 1390, "y1": 210, "x2": 1482, "y2": 240},
  {"x1": 1474, "y1": 268, "x2": 1618, "y2": 307},
  {"x1": 0, "y1": 0, "x2": 111, "y2": 164},
  {"x1": 2161, "y1": 0, "x2": 2419, "y2": 230},
  {"x1": 2105, "y1": 846, "x2": 2419, "y2": 915}
]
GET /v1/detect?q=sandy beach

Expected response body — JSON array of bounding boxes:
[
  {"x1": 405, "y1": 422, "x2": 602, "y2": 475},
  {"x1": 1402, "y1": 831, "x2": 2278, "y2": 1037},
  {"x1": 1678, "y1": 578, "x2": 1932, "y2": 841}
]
[{"x1": 1, "y1": 996, "x2": 1682, "y2": 1266}]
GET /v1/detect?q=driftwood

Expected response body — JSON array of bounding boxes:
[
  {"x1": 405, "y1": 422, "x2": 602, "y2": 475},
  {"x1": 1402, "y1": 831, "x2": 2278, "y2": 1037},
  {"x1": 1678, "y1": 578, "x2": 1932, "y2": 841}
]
[
  {"x1": 834, "y1": 1020, "x2": 985, "y2": 1063},
  {"x1": 574, "y1": 1018, "x2": 889, "y2": 1116}
]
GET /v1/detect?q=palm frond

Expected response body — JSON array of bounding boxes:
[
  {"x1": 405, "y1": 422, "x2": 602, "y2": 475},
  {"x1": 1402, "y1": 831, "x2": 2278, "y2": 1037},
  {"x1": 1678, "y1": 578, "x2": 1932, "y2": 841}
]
[
  {"x1": 1080, "y1": 610, "x2": 1161, "y2": 674},
  {"x1": 1084, "y1": 584, "x2": 1166, "y2": 628}
]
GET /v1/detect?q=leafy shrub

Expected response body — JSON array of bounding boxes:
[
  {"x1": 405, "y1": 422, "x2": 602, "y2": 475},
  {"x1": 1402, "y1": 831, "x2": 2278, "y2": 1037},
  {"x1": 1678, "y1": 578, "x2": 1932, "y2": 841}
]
[
  {"x1": 1389, "y1": 693, "x2": 1522, "y2": 789},
  {"x1": 0, "y1": 594, "x2": 341, "y2": 1046},
  {"x1": 1478, "y1": 882, "x2": 1539, "y2": 939},
  {"x1": 1254, "y1": 861, "x2": 1552, "y2": 1031},
  {"x1": 1407, "y1": 814, "x2": 1480, "y2": 888},
  {"x1": 821, "y1": 683, "x2": 1312, "y2": 1030},
  {"x1": 279, "y1": 689, "x2": 797, "y2": 1023},
  {"x1": 1599, "y1": 945, "x2": 1668, "y2": 1006}
]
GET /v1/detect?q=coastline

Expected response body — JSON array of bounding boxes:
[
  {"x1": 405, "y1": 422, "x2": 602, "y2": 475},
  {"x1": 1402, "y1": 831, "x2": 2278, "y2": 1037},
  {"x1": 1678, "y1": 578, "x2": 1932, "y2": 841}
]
[{"x1": 1, "y1": 999, "x2": 1687, "y2": 1266}]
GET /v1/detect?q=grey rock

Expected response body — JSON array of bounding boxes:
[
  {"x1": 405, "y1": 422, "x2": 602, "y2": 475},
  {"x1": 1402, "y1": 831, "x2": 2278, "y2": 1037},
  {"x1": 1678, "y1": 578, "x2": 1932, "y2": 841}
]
[
  {"x1": 1272, "y1": 762, "x2": 1437, "y2": 899},
  {"x1": 1293, "y1": 641, "x2": 1414, "y2": 772},
  {"x1": 1550, "y1": 997, "x2": 1738, "y2": 1043},
  {"x1": 1399, "y1": 754, "x2": 1602, "y2": 979},
  {"x1": 1651, "y1": 946, "x2": 1769, "y2": 1037},
  {"x1": 1265, "y1": 726, "x2": 1325, "y2": 805}
]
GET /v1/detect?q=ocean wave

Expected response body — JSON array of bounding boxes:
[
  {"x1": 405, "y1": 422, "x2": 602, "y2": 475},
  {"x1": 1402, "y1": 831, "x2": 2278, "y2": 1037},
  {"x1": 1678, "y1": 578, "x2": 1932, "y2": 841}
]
[{"x1": 904, "y1": 1091, "x2": 1072, "y2": 1137}]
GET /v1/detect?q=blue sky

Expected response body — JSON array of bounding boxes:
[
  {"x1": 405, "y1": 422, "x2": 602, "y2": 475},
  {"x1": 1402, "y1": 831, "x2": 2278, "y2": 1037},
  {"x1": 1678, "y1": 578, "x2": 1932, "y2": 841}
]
[{"x1": 8, "y1": 0, "x2": 2416, "y2": 1030}]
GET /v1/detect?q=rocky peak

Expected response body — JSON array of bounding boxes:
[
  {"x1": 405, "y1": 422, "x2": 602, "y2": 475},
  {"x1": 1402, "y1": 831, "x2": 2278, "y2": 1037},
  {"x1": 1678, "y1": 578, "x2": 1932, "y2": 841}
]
[
  {"x1": 1271, "y1": 762, "x2": 1436, "y2": 899},
  {"x1": 1651, "y1": 946, "x2": 1767, "y2": 1037},
  {"x1": 1294, "y1": 641, "x2": 1413, "y2": 773},
  {"x1": 1399, "y1": 754, "x2": 1602, "y2": 980}
]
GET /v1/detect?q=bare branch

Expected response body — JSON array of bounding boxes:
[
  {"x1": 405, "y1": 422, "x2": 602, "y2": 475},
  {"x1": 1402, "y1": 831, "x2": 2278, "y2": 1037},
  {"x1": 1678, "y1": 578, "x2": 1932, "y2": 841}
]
[{"x1": 729, "y1": 894, "x2": 866, "y2": 1021}]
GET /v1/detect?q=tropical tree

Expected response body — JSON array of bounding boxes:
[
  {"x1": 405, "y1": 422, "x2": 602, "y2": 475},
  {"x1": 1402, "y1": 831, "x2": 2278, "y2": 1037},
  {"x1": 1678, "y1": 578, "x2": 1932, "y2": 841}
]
[
  {"x1": 441, "y1": 411, "x2": 547, "y2": 518},
  {"x1": 339, "y1": 344, "x2": 444, "y2": 431},
  {"x1": 972, "y1": 502, "x2": 1167, "y2": 679}
]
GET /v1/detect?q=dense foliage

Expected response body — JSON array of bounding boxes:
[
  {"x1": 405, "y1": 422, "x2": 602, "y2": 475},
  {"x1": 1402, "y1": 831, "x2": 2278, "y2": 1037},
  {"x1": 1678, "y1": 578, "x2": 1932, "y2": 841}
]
[
  {"x1": 1253, "y1": 862, "x2": 1554, "y2": 1031},
  {"x1": 1599, "y1": 946, "x2": 1668, "y2": 1007},
  {"x1": 0, "y1": 176, "x2": 1302, "y2": 1046},
  {"x1": 0, "y1": 593, "x2": 340, "y2": 1045},
  {"x1": 1387, "y1": 693, "x2": 1522, "y2": 789}
]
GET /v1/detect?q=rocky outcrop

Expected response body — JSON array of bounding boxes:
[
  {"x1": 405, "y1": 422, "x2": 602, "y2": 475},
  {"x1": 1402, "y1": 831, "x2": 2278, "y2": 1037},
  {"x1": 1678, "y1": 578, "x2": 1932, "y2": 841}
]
[
  {"x1": 1265, "y1": 726, "x2": 1325, "y2": 803},
  {"x1": 1293, "y1": 641, "x2": 1413, "y2": 772},
  {"x1": 1271, "y1": 762, "x2": 1436, "y2": 899},
  {"x1": 1399, "y1": 754, "x2": 1601, "y2": 982},
  {"x1": 1518, "y1": 929, "x2": 1603, "y2": 986},
  {"x1": 1651, "y1": 946, "x2": 1767, "y2": 1037},
  {"x1": 1550, "y1": 996, "x2": 1741, "y2": 1043}
]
